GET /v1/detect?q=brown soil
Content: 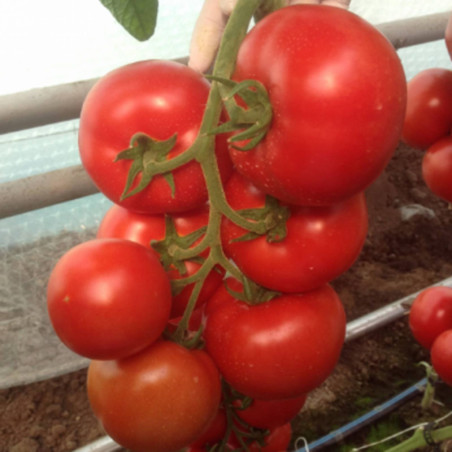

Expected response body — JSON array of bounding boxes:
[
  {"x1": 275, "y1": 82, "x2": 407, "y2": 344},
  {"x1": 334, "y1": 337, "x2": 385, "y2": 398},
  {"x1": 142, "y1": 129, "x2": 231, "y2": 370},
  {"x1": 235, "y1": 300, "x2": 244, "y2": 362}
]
[{"x1": 1, "y1": 143, "x2": 452, "y2": 452}]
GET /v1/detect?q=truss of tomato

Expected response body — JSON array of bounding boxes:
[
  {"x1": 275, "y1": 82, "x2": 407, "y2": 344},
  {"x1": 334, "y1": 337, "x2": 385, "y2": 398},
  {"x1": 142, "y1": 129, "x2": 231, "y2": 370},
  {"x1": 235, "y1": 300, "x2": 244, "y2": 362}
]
[
  {"x1": 229, "y1": 5, "x2": 406, "y2": 206},
  {"x1": 409, "y1": 286, "x2": 452, "y2": 349},
  {"x1": 431, "y1": 329, "x2": 452, "y2": 387},
  {"x1": 221, "y1": 172, "x2": 368, "y2": 293},
  {"x1": 46, "y1": 238, "x2": 171, "y2": 360},
  {"x1": 204, "y1": 281, "x2": 346, "y2": 399},
  {"x1": 79, "y1": 60, "x2": 232, "y2": 214},
  {"x1": 402, "y1": 68, "x2": 452, "y2": 150},
  {"x1": 97, "y1": 204, "x2": 224, "y2": 318},
  {"x1": 87, "y1": 340, "x2": 222, "y2": 452},
  {"x1": 421, "y1": 137, "x2": 452, "y2": 204}
]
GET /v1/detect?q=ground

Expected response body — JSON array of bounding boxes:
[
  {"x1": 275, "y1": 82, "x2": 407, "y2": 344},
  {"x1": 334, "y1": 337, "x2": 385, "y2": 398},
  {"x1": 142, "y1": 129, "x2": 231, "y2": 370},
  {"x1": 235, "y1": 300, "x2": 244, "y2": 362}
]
[{"x1": 1, "y1": 143, "x2": 452, "y2": 451}]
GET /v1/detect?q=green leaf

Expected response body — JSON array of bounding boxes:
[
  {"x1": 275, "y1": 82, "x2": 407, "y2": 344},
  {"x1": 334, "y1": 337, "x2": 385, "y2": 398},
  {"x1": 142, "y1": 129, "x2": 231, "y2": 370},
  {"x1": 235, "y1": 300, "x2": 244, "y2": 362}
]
[{"x1": 100, "y1": 0, "x2": 158, "y2": 41}]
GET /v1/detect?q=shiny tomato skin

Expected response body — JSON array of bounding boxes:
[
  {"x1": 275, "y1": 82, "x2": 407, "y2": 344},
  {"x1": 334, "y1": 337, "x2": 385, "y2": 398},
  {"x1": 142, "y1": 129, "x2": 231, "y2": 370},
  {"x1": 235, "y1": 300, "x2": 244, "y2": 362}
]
[
  {"x1": 235, "y1": 394, "x2": 306, "y2": 429},
  {"x1": 231, "y1": 5, "x2": 406, "y2": 206},
  {"x1": 79, "y1": 60, "x2": 232, "y2": 214},
  {"x1": 204, "y1": 283, "x2": 346, "y2": 399},
  {"x1": 422, "y1": 137, "x2": 452, "y2": 203},
  {"x1": 431, "y1": 329, "x2": 452, "y2": 386},
  {"x1": 402, "y1": 68, "x2": 452, "y2": 149},
  {"x1": 190, "y1": 408, "x2": 227, "y2": 449},
  {"x1": 87, "y1": 340, "x2": 222, "y2": 452},
  {"x1": 97, "y1": 204, "x2": 224, "y2": 318},
  {"x1": 47, "y1": 238, "x2": 171, "y2": 360},
  {"x1": 409, "y1": 286, "x2": 452, "y2": 349},
  {"x1": 221, "y1": 172, "x2": 368, "y2": 293}
]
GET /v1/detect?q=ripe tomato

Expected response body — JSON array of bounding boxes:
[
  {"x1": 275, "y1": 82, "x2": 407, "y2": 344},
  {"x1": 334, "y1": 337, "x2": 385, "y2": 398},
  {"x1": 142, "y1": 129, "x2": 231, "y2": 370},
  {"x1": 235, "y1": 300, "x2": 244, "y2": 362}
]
[
  {"x1": 230, "y1": 5, "x2": 406, "y2": 206},
  {"x1": 234, "y1": 394, "x2": 306, "y2": 429},
  {"x1": 422, "y1": 137, "x2": 452, "y2": 203},
  {"x1": 97, "y1": 204, "x2": 224, "y2": 318},
  {"x1": 79, "y1": 60, "x2": 232, "y2": 214},
  {"x1": 409, "y1": 286, "x2": 452, "y2": 349},
  {"x1": 87, "y1": 340, "x2": 222, "y2": 452},
  {"x1": 402, "y1": 68, "x2": 452, "y2": 149},
  {"x1": 190, "y1": 408, "x2": 227, "y2": 449},
  {"x1": 431, "y1": 329, "x2": 452, "y2": 386},
  {"x1": 221, "y1": 172, "x2": 368, "y2": 293},
  {"x1": 47, "y1": 238, "x2": 171, "y2": 360},
  {"x1": 204, "y1": 282, "x2": 346, "y2": 399}
]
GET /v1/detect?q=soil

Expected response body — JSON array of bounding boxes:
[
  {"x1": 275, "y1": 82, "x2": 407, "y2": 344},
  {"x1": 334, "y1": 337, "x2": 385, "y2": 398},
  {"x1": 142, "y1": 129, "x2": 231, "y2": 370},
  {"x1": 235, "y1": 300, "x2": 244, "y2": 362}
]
[{"x1": 1, "y1": 142, "x2": 452, "y2": 452}]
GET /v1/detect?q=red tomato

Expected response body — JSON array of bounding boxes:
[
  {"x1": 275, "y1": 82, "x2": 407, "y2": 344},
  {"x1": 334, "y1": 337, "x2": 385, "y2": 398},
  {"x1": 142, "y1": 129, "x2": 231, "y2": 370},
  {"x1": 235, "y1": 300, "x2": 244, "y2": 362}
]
[
  {"x1": 97, "y1": 204, "x2": 224, "y2": 318},
  {"x1": 402, "y1": 68, "x2": 452, "y2": 149},
  {"x1": 230, "y1": 5, "x2": 406, "y2": 206},
  {"x1": 221, "y1": 172, "x2": 368, "y2": 293},
  {"x1": 422, "y1": 137, "x2": 452, "y2": 203},
  {"x1": 235, "y1": 394, "x2": 306, "y2": 429},
  {"x1": 431, "y1": 329, "x2": 452, "y2": 386},
  {"x1": 87, "y1": 340, "x2": 222, "y2": 452},
  {"x1": 204, "y1": 283, "x2": 346, "y2": 399},
  {"x1": 409, "y1": 286, "x2": 452, "y2": 349},
  {"x1": 190, "y1": 408, "x2": 227, "y2": 449},
  {"x1": 79, "y1": 60, "x2": 232, "y2": 214},
  {"x1": 47, "y1": 238, "x2": 171, "y2": 360}
]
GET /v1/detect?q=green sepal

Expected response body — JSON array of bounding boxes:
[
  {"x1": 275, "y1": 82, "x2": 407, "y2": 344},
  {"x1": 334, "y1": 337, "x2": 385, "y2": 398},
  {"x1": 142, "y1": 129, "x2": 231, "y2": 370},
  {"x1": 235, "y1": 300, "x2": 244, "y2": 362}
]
[
  {"x1": 115, "y1": 133, "x2": 177, "y2": 200},
  {"x1": 232, "y1": 196, "x2": 290, "y2": 244},
  {"x1": 206, "y1": 76, "x2": 272, "y2": 151},
  {"x1": 225, "y1": 277, "x2": 280, "y2": 305}
]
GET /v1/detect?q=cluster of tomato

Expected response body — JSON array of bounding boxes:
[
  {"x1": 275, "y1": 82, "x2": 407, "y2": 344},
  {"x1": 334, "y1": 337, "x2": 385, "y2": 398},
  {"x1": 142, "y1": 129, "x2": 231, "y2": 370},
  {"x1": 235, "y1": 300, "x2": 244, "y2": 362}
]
[
  {"x1": 409, "y1": 286, "x2": 452, "y2": 387},
  {"x1": 46, "y1": 5, "x2": 408, "y2": 452},
  {"x1": 402, "y1": 67, "x2": 452, "y2": 203}
]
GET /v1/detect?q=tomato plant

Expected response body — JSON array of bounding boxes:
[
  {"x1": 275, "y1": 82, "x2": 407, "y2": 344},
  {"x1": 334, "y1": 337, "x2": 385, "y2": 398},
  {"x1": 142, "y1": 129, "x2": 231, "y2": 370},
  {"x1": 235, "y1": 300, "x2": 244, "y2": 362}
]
[
  {"x1": 79, "y1": 60, "x2": 232, "y2": 214},
  {"x1": 87, "y1": 340, "x2": 222, "y2": 452},
  {"x1": 431, "y1": 329, "x2": 452, "y2": 387},
  {"x1": 229, "y1": 5, "x2": 406, "y2": 206},
  {"x1": 422, "y1": 136, "x2": 452, "y2": 204},
  {"x1": 221, "y1": 172, "x2": 368, "y2": 293},
  {"x1": 204, "y1": 282, "x2": 346, "y2": 399},
  {"x1": 47, "y1": 238, "x2": 171, "y2": 360},
  {"x1": 409, "y1": 286, "x2": 452, "y2": 349},
  {"x1": 97, "y1": 204, "x2": 224, "y2": 318},
  {"x1": 402, "y1": 68, "x2": 452, "y2": 150}
]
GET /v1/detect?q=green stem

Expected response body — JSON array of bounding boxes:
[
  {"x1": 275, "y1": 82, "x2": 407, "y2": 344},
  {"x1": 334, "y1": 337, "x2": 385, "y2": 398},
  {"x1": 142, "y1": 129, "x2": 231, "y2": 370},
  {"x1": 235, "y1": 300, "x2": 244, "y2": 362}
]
[{"x1": 385, "y1": 426, "x2": 452, "y2": 452}]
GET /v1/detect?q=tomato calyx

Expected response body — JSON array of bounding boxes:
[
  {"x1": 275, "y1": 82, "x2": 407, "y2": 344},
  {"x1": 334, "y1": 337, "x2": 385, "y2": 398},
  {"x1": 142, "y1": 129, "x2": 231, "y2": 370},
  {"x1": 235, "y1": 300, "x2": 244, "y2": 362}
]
[
  {"x1": 233, "y1": 195, "x2": 290, "y2": 243},
  {"x1": 115, "y1": 132, "x2": 178, "y2": 200},
  {"x1": 225, "y1": 277, "x2": 280, "y2": 306},
  {"x1": 151, "y1": 215, "x2": 207, "y2": 279},
  {"x1": 207, "y1": 76, "x2": 272, "y2": 151}
]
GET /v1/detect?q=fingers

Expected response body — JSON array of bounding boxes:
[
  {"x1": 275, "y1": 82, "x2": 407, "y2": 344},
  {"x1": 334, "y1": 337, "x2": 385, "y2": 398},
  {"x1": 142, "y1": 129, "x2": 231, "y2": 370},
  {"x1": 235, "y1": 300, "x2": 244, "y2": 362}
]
[
  {"x1": 188, "y1": 0, "x2": 229, "y2": 73},
  {"x1": 446, "y1": 13, "x2": 452, "y2": 60}
]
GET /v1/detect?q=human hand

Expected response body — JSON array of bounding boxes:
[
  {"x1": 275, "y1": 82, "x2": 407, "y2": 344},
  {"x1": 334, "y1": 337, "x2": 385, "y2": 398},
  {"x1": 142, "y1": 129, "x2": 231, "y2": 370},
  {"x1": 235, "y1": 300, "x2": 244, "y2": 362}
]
[
  {"x1": 188, "y1": 0, "x2": 351, "y2": 73},
  {"x1": 446, "y1": 13, "x2": 452, "y2": 59}
]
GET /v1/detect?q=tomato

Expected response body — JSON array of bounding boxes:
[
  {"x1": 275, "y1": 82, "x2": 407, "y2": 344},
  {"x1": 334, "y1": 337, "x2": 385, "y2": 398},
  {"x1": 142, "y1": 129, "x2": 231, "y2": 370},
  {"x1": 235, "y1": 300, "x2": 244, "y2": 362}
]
[
  {"x1": 234, "y1": 394, "x2": 306, "y2": 429},
  {"x1": 402, "y1": 68, "x2": 452, "y2": 149},
  {"x1": 87, "y1": 340, "x2": 222, "y2": 452},
  {"x1": 422, "y1": 137, "x2": 452, "y2": 203},
  {"x1": 221, "y1": 172, "x2": 368, "y2": 293},
  {"x1": 97, "y1": 204, "x2": 224, "y2": 318},
  {"x1": 409, "y1": 286, "x2": 452, "y2": 349},
  {"x1": 79, "y1": 60, "x2": 232, "y2": 214},
  {"x1": 204, "y1": 282, "x2": 346, "y2": 399},
  {"x1": 431, "y1": 329, "x2": 452, "y2": 386},
  {"x1": 47, "y1": 238, "x2": 171, "y2": 360},
  {"x1": 190, "y1": 408, "x2": 227, "y2": 449},
  {"x1": 230, "y1": 5, "x2": 406, "y2": 206}
]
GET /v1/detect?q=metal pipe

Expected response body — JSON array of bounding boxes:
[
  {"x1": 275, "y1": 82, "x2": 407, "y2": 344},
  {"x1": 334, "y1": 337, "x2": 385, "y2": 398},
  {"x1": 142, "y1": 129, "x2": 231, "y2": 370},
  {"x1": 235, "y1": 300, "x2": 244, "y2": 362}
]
[{"x1": 0, "y1": 165, "x2": 98, "y2": 218}]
